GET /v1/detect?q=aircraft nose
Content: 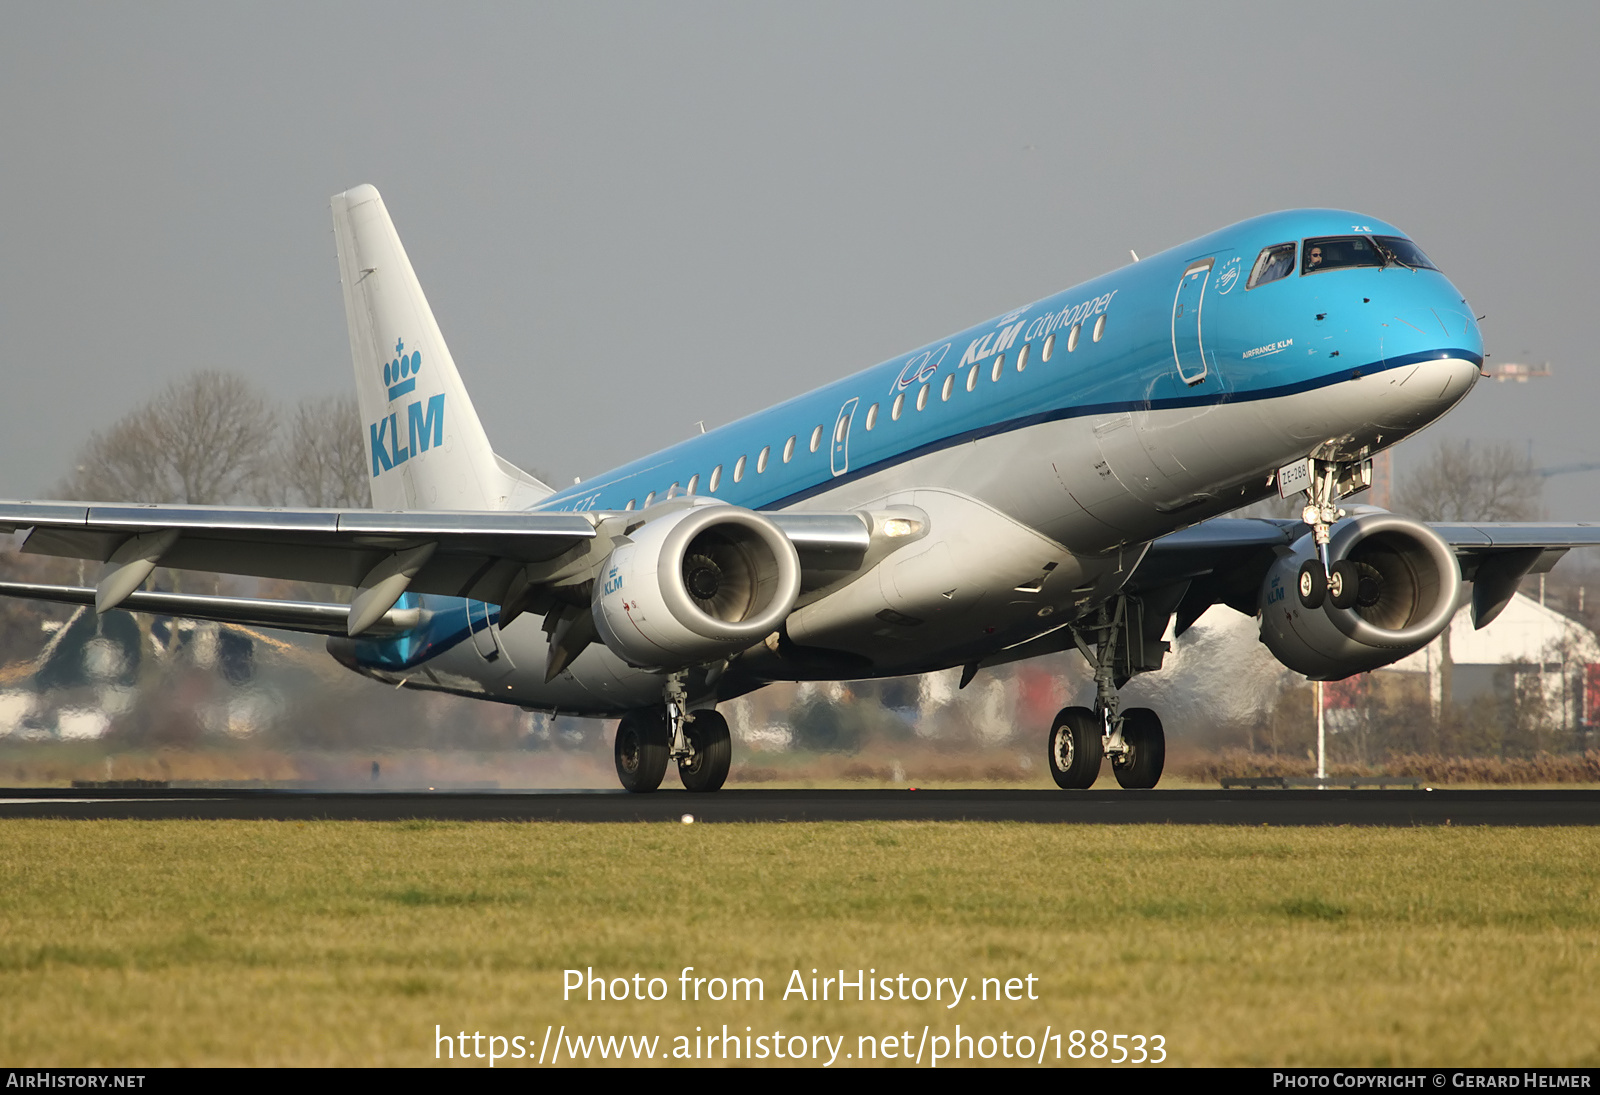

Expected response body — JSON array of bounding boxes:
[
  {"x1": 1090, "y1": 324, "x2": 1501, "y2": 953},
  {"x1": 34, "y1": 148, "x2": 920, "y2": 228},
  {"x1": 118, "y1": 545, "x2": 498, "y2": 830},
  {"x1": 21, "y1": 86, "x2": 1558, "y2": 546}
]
[{"x1": 1372, "y1": 354, "x2": 1480, "y2": 431}]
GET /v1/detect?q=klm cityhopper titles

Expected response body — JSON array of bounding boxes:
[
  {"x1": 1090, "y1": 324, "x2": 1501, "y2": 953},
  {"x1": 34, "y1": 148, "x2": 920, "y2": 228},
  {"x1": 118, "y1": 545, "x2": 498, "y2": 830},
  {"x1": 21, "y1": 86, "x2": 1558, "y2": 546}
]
[{"x1": 1, "y1": 187, "x2": 1588, "y2": 794}]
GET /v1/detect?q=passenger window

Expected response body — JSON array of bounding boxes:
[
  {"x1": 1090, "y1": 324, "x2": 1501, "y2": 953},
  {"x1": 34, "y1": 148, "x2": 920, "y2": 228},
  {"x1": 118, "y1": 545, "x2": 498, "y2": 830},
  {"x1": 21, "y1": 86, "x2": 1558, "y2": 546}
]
[
  {"x1": 1093, "y1": 315, "x2": 1106, "y2": 342},
  {"x1": 783, "y1": 436, "x2": 796, "y2": 463},
  {"x1": 991, "y1": 357, "x2": 1003, "y2": 382},
  {"x1": 709, "y1": 466, "x2": 721, "y2": 492},
  {"x1": 666, "y1": 483, "x2": 678, "y2": 499},
  {"x1": 625, "y1": 499, "x2": 636, "y2": 511},
  {"x1": 917, "y1": 384, "x2": 930, "y2": 411},
  {"x1": 1067, "y1": 324, "x2": 1080, "y2": 353},
  {"x1": 643, "y1": 492, "x2": 655, "y2": 507},
  {"x1": 757, "y1": 446, "x2": 770, "y2": 473},
  {"x1": 733, "y1": 455, "x2": 746, "y2": 483},
  {"x1": 1248, "y1": 242, "x2": 1297, "y2": 289},
  {"x1": 941, "y1": 375, "x2": 954, "y2": 401},
  {"x1": 1042, "y1": 333, "x2": 1054, "y2": 362},
  {"x1": 833, "y1": 417, "x2": 847, "y2": 443},
  {"x1": 1016, "y1": 343, "x2": 1029, "y2": 372},
  {"x1": 966, "y1": 365, "x2": 979, "y2": 392},
  {"x1": 686, "y1": 475, "x2": 699, "y2": 495},
  {"x1": 892, "y1": 392, "x2": 905, "y2": 420},
  {"x1": 809, "y1": 425, "x2": 823, "y2": 453},
  {"x1": 865, "y1": 403, "x2": 878, "y2": 430}
]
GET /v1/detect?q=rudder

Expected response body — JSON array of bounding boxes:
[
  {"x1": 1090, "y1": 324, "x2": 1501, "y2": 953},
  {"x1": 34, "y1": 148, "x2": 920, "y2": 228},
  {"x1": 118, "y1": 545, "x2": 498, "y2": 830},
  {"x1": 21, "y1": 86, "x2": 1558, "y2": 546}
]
[{"x1": 330, "y1": 184, "x2": 550, "y2": 511}]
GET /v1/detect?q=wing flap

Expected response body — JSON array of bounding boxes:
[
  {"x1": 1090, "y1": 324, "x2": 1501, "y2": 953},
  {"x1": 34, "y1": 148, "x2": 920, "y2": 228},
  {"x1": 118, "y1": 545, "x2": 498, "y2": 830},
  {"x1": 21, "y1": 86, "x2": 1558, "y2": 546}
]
[{"x1": 0, "y1": 581, "x2": 421, "y2": 637}]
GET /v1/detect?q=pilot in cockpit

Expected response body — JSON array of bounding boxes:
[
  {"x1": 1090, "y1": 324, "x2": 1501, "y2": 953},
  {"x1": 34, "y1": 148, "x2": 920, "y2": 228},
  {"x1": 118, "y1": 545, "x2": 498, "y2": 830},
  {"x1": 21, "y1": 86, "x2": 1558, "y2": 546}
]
[{"x1": 1305, "y1": 245, "x2": 1325, "y2": 272}]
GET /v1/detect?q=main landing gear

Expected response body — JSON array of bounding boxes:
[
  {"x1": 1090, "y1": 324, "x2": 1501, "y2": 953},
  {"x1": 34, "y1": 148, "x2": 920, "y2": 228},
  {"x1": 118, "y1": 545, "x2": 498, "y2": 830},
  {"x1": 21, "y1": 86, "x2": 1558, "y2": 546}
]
[
  {"x1": 613, "y1": 672, "x2": 731, "y2": 794},
  {"x1": 1048, "y1": 595, "x2": 1168, "y2": 790}
]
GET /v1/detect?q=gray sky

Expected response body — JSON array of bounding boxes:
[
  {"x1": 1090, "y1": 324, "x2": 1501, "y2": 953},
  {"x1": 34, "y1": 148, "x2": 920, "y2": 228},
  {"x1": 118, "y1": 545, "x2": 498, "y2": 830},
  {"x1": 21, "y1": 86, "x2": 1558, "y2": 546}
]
[{"x1": 3, "y1": 2, "x2": 1597, "y2": 514}]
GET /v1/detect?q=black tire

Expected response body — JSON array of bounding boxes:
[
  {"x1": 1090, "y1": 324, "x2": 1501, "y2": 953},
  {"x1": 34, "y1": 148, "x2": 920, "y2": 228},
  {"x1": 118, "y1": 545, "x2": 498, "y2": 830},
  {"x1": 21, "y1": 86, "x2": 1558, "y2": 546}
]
[
  {"x1": 1048, "y1": 706, "x2": 1103, "y2": 789},
  {"x1": 1328, "y1": 559, "x2": 1360, "y2": 609},
  {"x1": 1112, "y1": 707, "x2": 1166, "y2": 790},
  {"x1": 614, "y1": 708, "x2": 669, "y2": 793},
  {"x1": 678, "y1": 709, "x2": 732, "y2": 793},
  {"x1": 1297, "y1": 559, "x2": 1327, "y2": 609}
]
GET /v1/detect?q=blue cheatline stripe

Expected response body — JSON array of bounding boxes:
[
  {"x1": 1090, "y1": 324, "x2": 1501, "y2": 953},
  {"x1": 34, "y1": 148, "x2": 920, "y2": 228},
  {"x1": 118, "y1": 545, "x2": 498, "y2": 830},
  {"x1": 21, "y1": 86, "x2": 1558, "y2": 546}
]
[{"x1": 761, "y1": 349, "x2": 1481, "y2": 510}]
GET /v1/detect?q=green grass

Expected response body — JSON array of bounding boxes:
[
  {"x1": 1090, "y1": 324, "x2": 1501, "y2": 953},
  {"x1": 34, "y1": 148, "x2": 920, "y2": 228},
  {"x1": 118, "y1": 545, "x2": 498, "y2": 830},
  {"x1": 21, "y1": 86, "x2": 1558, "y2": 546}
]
[{"x1": 2, "y1": 821, "x2": 1599, "y2": 1066}]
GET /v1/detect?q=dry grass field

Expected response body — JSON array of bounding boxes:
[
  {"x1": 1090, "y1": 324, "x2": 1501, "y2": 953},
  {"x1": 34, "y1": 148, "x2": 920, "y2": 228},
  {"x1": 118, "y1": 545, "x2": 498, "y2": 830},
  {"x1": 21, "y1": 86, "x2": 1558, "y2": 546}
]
[{"x1": 2, "y1": 820, "x2": 1598, "y2": 1067}]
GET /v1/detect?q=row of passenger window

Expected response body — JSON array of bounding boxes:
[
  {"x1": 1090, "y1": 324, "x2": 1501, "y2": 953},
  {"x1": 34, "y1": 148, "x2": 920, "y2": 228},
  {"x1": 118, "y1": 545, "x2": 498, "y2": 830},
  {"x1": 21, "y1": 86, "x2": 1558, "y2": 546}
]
[{"x1": 619, "y1": 314, "x2": 1107, "y2": 510}]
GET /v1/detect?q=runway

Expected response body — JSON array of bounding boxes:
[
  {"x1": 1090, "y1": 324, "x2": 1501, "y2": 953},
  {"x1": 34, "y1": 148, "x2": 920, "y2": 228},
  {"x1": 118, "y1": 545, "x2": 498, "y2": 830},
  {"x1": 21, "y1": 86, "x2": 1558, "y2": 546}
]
[{"x1": 1, "y1": 787, "x2": 1598, "y2": 825}]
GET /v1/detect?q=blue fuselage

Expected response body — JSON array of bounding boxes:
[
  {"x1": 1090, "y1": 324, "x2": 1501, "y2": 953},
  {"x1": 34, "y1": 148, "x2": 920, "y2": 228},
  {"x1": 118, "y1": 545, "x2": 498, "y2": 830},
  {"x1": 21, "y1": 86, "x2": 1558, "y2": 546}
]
[
  {"x1": 536, "y1": 208, "x2": 1480, "y2": 525},
  {"x1": 346, "y1": 209, "x2": 1483, "y2": 701}
]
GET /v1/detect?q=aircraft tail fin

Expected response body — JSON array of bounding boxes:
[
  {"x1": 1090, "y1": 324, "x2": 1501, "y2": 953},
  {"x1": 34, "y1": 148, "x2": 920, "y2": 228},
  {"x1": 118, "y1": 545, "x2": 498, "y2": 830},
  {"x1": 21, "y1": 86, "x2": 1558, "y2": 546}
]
[{"x1": 330, "y1": 184, "x2": 553, "y2": 511}]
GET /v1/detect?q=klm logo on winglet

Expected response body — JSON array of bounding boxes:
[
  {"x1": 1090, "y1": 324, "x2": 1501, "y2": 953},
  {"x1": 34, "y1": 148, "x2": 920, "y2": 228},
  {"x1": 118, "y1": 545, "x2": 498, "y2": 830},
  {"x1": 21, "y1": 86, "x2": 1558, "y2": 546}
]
[{"x1": 370, "y1": 337, "x2": 445, "y2": 477}]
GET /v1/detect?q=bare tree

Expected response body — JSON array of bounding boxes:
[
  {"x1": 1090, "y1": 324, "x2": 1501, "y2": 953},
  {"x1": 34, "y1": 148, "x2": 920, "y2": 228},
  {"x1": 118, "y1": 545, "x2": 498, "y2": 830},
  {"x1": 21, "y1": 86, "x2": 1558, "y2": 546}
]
[
  {"x1": 55, "y1": 371, "x2": 278, "y2": 505},
  {"x1": 1394, "y1": 439, "x2": 1542, "y2": 523},
  {"x1": 1394, "y1": 439, "x2": 1544, "y2": 737},
  {"x1": 276, "y1": 393, "x2": 370, "y2": 508}
]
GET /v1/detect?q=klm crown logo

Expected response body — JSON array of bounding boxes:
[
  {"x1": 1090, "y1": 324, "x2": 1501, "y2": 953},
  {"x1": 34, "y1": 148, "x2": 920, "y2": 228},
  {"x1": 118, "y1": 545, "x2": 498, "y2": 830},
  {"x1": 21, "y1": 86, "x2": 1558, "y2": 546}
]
[
  {"x1": 369, "y1": 337, "x2": 446, "y2": 477},
  {"x1": 384, "y1": 337, "x2": 421, "y2": 401}
]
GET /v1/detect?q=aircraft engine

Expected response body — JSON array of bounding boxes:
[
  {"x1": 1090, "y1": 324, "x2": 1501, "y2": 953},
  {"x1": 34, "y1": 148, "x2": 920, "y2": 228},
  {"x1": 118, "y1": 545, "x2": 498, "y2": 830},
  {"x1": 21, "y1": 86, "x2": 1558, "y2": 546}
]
[
  {"x1": 1258, "y1": 512, "x2": 1461, "y2": 679},
  {"x1": 592, "y1": 504, "x2": 802, "y2": 671}
]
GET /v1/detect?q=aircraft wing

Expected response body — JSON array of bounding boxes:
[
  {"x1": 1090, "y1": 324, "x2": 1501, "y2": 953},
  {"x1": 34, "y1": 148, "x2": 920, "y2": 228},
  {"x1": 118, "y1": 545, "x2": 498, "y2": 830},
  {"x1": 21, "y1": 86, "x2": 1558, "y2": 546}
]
[
  {"x1": 0, "y1": 501, "x2": 871, "y2": 637},
  {"x1": 1131, "y1": 516, "x2": 1600, "y2": 634}
]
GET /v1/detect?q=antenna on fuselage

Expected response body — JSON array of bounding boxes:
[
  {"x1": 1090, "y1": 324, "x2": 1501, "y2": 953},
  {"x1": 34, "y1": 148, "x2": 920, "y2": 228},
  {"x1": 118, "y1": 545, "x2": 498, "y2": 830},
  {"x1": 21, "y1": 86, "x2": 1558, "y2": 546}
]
[{"x1": 1129, "y1": 249, "x2": 1140, "y2": 262}]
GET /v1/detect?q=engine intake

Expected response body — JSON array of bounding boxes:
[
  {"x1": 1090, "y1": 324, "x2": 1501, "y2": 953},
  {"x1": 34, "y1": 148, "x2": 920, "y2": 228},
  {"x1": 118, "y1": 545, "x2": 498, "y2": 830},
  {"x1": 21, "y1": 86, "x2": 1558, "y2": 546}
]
[
  {"x1": 592, "y1": 504, "x2": 801, "y2": 670},
  {"x1": 1259, "y1": 512, "x2": 1461, "y2": 679}
]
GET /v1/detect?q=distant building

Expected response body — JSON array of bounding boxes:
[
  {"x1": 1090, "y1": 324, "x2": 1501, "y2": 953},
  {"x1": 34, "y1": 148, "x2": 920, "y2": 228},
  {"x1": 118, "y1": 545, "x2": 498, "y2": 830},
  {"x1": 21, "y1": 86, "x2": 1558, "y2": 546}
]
[{"x1": 1387, "y1": 592, "x2": 1600, "y2": 724}]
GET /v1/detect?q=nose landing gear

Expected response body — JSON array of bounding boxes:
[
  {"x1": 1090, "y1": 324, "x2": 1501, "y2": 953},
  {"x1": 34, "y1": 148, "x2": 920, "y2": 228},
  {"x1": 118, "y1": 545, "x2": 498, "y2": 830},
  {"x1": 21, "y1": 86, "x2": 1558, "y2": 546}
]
[{"x1": 1291, "y1": 457, "x2": 1374, "y2": 609}]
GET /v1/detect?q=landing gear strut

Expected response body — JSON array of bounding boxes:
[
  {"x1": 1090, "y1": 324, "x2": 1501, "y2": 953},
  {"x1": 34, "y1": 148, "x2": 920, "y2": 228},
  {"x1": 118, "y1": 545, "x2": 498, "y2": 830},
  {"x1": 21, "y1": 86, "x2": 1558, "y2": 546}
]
[
  {"x1": 1294, "y1": 458, "x2": 1371, "y2": 609},
  {"x1": 1049, "y1": 595, "x2": 1168, "y2": 790}
]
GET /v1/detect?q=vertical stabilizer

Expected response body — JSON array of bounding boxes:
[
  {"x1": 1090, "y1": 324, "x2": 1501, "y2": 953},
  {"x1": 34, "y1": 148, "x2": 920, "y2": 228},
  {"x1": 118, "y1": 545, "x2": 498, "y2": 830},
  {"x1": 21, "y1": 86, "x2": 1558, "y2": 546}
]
[{"x1": 330, "y1": 185, "x2": 551, "y2": 511}]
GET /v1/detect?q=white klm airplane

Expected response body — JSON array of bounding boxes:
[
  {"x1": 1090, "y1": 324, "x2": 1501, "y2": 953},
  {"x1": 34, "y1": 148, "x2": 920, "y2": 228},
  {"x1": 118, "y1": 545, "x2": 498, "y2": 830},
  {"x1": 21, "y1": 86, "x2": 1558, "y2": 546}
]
[{"x1": 2, "y1": 186, "x2": 1595, "y2": 792}]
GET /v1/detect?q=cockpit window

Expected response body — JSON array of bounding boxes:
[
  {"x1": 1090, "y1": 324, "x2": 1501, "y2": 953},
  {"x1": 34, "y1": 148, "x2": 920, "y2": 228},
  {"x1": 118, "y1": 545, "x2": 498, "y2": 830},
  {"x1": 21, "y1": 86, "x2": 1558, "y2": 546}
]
[
  {"x1": 1248, "y1": 242, "x2": 1297, "y2": 289},
  {"x1": 1303, "y1": 236, "x2": 1382, "y2": 274},
  {"x1": 1303, "y1": 235, "x2": 1441, "y2": 274},
  {"x1": 1372, "y1": 235, "x2": 1439, "y2": 271}
]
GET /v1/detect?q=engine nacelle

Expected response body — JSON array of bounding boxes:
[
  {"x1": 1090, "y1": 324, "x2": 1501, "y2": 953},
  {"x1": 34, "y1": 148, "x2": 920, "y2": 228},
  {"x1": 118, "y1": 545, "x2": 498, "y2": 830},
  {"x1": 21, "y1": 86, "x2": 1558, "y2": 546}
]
[
  {"x1": 592, "y1": 504, "x2": 801, "y2": 671},
  {"x1": 1259, "y1": 512, "x2": 1461, "y2": 679}
]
